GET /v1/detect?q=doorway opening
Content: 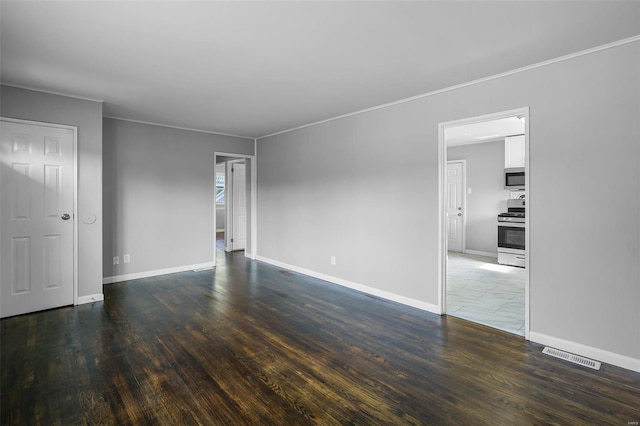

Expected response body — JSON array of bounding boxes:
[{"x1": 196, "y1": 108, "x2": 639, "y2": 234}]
[
  {"x1": 438, "y1": 108, "x2": 530, "y2": 338},
  {"x1": 215, "y1": 162, "x2": 226, "y2": 250},
  {"x1": 213, "y1": 152, "x2": 256, "y2": 267}
]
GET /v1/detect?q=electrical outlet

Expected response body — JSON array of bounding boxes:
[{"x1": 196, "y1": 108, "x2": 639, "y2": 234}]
[
  {"x1": 330, "y1": 256, "x2": 336, "y2": 266},
  {"x1": 123, "y1": 254, "x2": 130, "y2": 263},
  {"x1": 113, "y1": 256, "x2": 119, "y2": 265}
]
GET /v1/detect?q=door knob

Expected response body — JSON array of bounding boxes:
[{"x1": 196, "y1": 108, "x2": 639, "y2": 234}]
[
  {"x1": 61, "y1": 213, "x2": 71, "y2": 220},
  {"x1": 458, "y1": 213, "x2": 462, "y2": 216},
  {"x1": 458, "y1": 207, "x2": 462, "y2": 210}
]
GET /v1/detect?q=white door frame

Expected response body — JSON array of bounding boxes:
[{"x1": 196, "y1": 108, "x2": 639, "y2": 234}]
[
  {"x1": 446, "y1": 159, "x2": 467, "y2": 254},
  {"x1": 213, "y1": 152, "x2": 257, "y2": 266},
  {"x1": 225, "y1": 159, "x2": 245, "y2": 252},
  {"x1": 437, "y1": 107, "x2": 530, "y2": 339},
  {"x1": 0, "y1": 117, "x2": 80, "y2": 306}
]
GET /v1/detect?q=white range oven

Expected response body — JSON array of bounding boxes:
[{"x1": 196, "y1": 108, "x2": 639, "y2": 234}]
[{"x1": 497, "y1": 199, "x2": 525, "y2": 268}]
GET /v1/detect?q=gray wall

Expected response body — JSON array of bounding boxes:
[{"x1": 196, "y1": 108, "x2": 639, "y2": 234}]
[
  {"x1": 216, "y1": 208, "x2": 226, "y2": 231},
  {"x1": 257, "y1": 42, "x2": 640, "y2": 360},
  {"x1": 1, "y1": 85, "x2": 103, "y2": 298},
  {"x1": 103, "y1": 118, "x2": 253, "y2": 277},
  {"x1": 447, "y1": 140, "x2": 511, "y2": 255}
]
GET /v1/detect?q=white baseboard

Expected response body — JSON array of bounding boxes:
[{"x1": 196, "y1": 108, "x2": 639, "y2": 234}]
[
  {"x1": 103, "y1": 262, "x2": 215, "y2": 284},
  {"x1": 76, "y1": 293, "x2": 104, "y2": 305},
  {"x1": 463, "y1": 249, "x2": 498, "y2": 258},
  {"x1": 256, "y1": 256, "x2": 440, "y2": 314},
  {"x1": 529, "y1": 331, "x2": 640, "y2": 373}
]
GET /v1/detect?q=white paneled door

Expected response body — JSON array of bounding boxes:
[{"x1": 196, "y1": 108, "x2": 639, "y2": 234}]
[
  {"x1": 232, "y1": 163, "x2": 246, "y2": 251},
  {"x1": 1, "y1": 120, "x2": 75, "y2": 318},
  {"x1": 446, "y1": 161, "x2": 464, "y2": 253}
]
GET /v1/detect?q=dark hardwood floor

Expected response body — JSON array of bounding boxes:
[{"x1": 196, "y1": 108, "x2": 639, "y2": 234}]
[{"x1": 2, "y1": 250, "x2": 640, "y2": 425}]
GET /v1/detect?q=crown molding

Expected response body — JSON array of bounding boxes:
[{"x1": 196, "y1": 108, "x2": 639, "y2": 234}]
[
  {"x1": 1, "y1": 82, "x2": 104, "y2": 103},
  {"x1": 103, "y1": 116, "x2": 254, "y2": 140},
  {"x1": 5, "y1": 34, "x2": 639, "y2": 141},
  {"x1": 257, "y1": 35, "x2": 640, "y2": 140}
]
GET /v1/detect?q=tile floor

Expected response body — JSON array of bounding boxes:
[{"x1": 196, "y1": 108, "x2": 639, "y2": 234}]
[{"x1": 446, "y1": 252, "x2": 525, "y2": 335}]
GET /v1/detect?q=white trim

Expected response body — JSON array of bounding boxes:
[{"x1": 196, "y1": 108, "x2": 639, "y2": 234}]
[
  {"x1": 257, "y1": 36, "x2": 640, "y2": 140},
  {"x1": 103, "y1": 116, "x2": 253, "y2": 140},
  {"x1": 529, "y1": 331, "x2": 640, "y2": 373},
  {"x1": 251, "y1": 139, "x2": 258, "y2": 260},
  {"x1": 438, "y1": 107, "x2": 531, "y2": 339},
  {"x1": 437, "y1": 122, "x2": 446, "y2": 315},
  {"x1": 72, "y1": 123, "x2": 79, "y2": 307},
  {"x1": 0, "y1": 117, "x2": 80, "y2": 309},
  {"x1": 256, "y1": 256, "x2": 440, "y2": 314},
  {"x1": 216, "y1": 228, "x2": 225, "y2": 232},
  {"x1": 76, "y1": 293, "x2": 104, "y2": 305},
  {"x1": 225, "y1": 161, "x2": 234, "y2": 251},
  {"x1": 103, "y1": 262, "x2": 214, "y2": 284},
  {"x1": 1, "y1": 83, "x2": 104, "y2": 103},
  {"x1": 463, "y1": 249, "x2": 498, "y2": 258},
  {"x1": 523, "y1": 109, "x2": 530, "y2": 340},
  {"x1": 214, "y1": 152, "x2": 255, "y2": 161}
]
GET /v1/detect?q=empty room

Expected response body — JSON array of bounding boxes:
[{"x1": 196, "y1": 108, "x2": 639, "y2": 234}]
[{"x1": 1, "y1": 1, "x2": 639, "y2": 424}]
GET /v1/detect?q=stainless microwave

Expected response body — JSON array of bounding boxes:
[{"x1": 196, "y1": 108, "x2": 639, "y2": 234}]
[{"x1": 505, "y1": 167, "x2": 525, "y2": 189}]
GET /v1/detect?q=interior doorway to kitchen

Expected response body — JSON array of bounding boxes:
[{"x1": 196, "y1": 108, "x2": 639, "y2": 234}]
[{"x1": 438, "y1": 108, "x2": 530, "y2": 337}]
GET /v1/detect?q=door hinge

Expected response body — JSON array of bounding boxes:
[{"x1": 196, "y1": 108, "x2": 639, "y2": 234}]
[
  {"x1": 231, "y1": 238, "x2": 234, "y2": 243},
  {"x1": 232, "y1": 167, "x2": 234, "y2": 173}
]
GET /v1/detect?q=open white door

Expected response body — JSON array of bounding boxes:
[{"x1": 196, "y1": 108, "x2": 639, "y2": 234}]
[
  {"x1": 446, "y1": 161, "x2": 465, "y2": 253},
  {"x1": 231, "y1": 163, "x2": 246, "y2": 251},
  {"x1": 1, "y1": 120, "x2": 75, "y2": 318}
]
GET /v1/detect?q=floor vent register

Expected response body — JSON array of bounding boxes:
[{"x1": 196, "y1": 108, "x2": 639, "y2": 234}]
[{"x1": 542, "y1": 347, "x2": 601, "y2": 370}]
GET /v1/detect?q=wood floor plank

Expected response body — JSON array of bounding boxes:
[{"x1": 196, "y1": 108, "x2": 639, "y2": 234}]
[{"x1": 2, "y1": 250, "x2": 640, "y2": 424}]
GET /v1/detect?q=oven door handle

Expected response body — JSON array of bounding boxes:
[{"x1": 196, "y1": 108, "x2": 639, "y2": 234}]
[{"x1": 497, "y1": 223, "x2": 526, "y2": 228}]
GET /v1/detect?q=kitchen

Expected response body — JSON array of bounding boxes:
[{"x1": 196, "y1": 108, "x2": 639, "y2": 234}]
[{"x1": 444, "y1": 115, "x2": 527, "y2": 335}]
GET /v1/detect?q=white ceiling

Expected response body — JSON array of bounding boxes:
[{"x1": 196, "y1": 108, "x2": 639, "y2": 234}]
[
  {"x1": 1, "y1": 1, "x2": 638, "y2": 139},
  {"x1": 446, "y1": 117, "x2": 524, "y2": 147}
]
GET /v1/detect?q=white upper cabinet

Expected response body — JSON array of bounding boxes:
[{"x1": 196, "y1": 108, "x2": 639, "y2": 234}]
[{"x1": 504, "y1": 135, "x2": 525, "y2": 168}]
